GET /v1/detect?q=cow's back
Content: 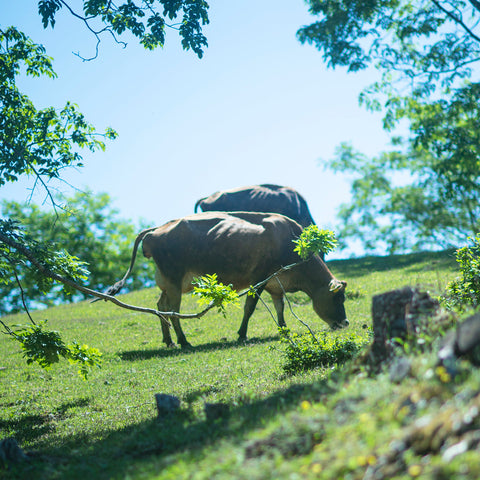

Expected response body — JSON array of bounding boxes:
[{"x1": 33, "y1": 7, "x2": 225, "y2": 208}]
[{"x1": 196, "y1": 184, "x2": 315, "y2": 228}]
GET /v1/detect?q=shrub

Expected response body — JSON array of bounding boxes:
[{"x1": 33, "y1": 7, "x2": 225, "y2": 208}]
[
  {"x1": 279, "y1": 328, "x2": 370, "y2": 374},
  {"x1": 443, "y1": 234, "x2": 480, "y2": 312}
]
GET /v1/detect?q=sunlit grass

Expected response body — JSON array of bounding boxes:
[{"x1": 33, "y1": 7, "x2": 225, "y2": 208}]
[{"x1": 0, "y1": 249, "x2": 462, "y2": 479}]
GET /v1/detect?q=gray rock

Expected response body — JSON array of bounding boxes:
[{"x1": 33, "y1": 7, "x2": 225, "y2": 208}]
[{"x1": 389, "y1": 357, "x2": 412, "y2": 383}]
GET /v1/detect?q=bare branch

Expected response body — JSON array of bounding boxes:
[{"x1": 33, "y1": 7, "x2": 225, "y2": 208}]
[
  {"x1": 58, "y1": 0, "x2": 127, "y2": 61},
  {"x1": 274, "y1": 277, "x2": 320, "y2": 344}
]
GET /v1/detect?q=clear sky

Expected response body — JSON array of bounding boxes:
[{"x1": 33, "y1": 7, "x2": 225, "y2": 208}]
[{"x1": 1, "y1": 1, "x2": 393, "y2": 258}]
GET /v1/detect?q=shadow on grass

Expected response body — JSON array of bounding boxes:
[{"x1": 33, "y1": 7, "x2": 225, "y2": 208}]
[
  {"x1": 11, "y1": 376, "x2": 334, "y2": 480},
  {"x1": 0, "y1": 398, "x2": 91, "y2": 445},
  {"x1": 118, "y1": 335, "x2": 281, "y2": 361},
  {"x1": 329, "y1": 249, "x2": 457, "y2": 279}
]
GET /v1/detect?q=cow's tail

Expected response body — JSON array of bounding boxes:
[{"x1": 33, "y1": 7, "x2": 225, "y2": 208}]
[
  {"x1": 194, "y1": 197, "x2": 206, "y2": 213},
  {"x1": 91, "y1": 227, "x2": 157, "y2": 303}
]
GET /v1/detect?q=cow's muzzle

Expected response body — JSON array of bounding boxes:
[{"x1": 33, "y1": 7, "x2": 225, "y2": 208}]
[{"x1": 331, "y1": 319, "x2": 349, "y2": 330}]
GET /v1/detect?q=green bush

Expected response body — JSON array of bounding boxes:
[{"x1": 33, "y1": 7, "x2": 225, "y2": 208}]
[
  {"x1": 444, "y1": 234, "x2": 480, "y2": 312},
  {"x1": 279, "y1": 328, "x2": 370, "y2": 374}
]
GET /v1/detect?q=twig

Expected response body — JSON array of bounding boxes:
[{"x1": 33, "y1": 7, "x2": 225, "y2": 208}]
[
  {"x1": 11, "y1": 269, "x2": 36, "y2": 326},
  {"x1": 274, "y1": 277, "x2": 319, "y2": 344},
  {"x1": 237, "y1": 261, "x2": 305, "y2": 299}
]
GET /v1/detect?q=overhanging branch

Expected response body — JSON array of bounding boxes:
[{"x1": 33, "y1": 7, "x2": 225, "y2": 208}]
[{"x1": 0, "y1": 232, "x2": 221, "y2": 327}]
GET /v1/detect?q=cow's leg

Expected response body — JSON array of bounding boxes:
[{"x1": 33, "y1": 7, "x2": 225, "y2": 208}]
[
  {"x1": 237, "y1": 284, "x2": 266, "y2": 341},
  {"x1": 157, "y1": 289, "x2": 191, "y2": 348},
  {"x1": 157, "y1": 291, "x2": 175, "y2": 347},
  {"x1": 168, "y1": 288, "x2": 192, "y2": 349},
  {"x1": 270, "y1": 293, "x2": 286, "y2": 328}
]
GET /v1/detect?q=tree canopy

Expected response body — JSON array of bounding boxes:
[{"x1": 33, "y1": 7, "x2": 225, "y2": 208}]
[{"x1": 298, "y1": 0, "x2": 480, "y2": 253}]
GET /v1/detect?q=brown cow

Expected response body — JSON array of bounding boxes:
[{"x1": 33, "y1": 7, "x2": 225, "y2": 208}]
[
  {"x1": 194, "y1": 184, "x2": 316, "y2": 229},
  {"x1": 108, "y1": 211, "x2": 348, "y2": 347}
]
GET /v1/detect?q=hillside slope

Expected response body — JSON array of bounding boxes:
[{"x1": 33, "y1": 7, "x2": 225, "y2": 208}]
[{"x1": 3, "y1": 249, "x2": 478, "y2": 479}]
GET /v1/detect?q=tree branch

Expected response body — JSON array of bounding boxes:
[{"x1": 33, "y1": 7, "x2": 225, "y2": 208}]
[
  {"x1": 0, "y1": 231, "x2": 223, "y2": 328},
  {"x1": 58, "y1": 0, "x2": 127, "y2": 61},
  {"x1": 469, "y1": 0, "x2": 480, "y2": 14},
  {"x1": 432, "y1": 0, "x2": 480, "y2": 43}
]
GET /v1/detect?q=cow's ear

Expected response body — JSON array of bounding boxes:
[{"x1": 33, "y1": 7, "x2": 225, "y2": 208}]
[{"x1": 329, "y1": 279, "x2": 344, "y2": 293}]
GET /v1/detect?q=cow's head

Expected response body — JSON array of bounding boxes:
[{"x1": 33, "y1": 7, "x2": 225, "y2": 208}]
[{"x1": 312, "y1": 279, "x2": 349, "y2": 329}]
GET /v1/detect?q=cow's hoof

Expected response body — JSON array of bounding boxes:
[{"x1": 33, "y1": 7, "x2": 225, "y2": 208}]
[
  {"x1": 180, "y1": 342, "x2": 193, "y2": 350},
  {"x1": 237, "y1": 336, "x2": 248, "y2": 344},
  {"x1": 166, "y1": 342, "x2": 177, "y2": 348}
]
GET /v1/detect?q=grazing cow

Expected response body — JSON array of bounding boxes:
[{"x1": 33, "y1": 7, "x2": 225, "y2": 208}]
[
  {"x1": 194, "y1": 184, "x2": 316, "y2": 229},
  {"x1": 108, "y1": 211, "x2": 348, "y2": 347}
]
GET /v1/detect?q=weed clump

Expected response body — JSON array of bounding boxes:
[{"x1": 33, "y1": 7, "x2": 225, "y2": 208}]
[{"x1": 279, "y1": 327, "x2": 370, "y2": 374}]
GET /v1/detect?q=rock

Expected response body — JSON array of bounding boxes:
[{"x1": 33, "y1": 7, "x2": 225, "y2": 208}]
[
  {"x1": 0, "y1": 438, "x2": 28, "y2": 466},
  {"x1": 389, "y1": 357, "x2": 412, "y2": 383},
  {"x1": 369, "y1": 287, "x2": 442, "y2": 364},
  {"x1": 438, "y1": 312, "x2": 480, "y2": 366}
]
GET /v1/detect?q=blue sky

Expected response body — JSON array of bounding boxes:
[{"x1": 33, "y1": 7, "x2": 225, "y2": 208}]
[{"x1": 1, "y1": 1, "x2": 393, "y2": 258}]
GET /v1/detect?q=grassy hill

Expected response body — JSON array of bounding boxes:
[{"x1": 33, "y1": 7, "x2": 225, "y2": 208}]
[{"x1": 3, "y1": 249, "x2": 479, "y2": 479}]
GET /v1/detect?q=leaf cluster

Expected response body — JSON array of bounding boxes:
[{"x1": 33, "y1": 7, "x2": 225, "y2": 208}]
[
  {"x1": 300, "y1": 1, "x2": 480, "y2": 254},
  {"x1": 192, "y1": 273, "x2": 240, "y2": 316},
  {"x1": 298, "y1": 0, "x2": 480, "y2": 97},
  {"x1": 444, "y1": 233, "x2": 480, "y2": 311},
  {"x1": 0, "y1": 218, "x2": 89, "y2": 296},
  {"x1": 326, "y1": 79, "x2": 480, "y2": 254},
  {"x1": 0, "y1": 26, "x2": 117, "y2": 193},
  {"x1": 0, "y1": 192, "x2": 153, "y2": 314},
  {"x1": 10, "y1": 320, "x2": 102, "y2": 379},
  {"x1": 292, "y1": 225, "x2": 337, "y2": 260},
  {"x1": 37, "y1": 0, "x2": 210, "y2": 59},
  {"x1": 279, "y1": 327, "x2": 369, "y2": 374}
]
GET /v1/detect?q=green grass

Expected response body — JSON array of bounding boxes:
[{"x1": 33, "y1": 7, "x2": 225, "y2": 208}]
[{"x1": 1, "y1": 249, "x2": 470, "y2": 479}]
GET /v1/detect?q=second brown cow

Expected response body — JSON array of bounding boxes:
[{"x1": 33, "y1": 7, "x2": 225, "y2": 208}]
[{"x1": 194, "y1": 184, "x2": 316, "y2": 228}]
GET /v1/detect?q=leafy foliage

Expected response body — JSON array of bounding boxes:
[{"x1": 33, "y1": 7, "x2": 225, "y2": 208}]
[
  {"x1": 0, "y1": 218, "x2": 90, "y2": 295},
  {"x1": 192, "y1": 273, "x2": 239, "y2": 316},
  {"x1": 298, "y1": 1, "x2": 480, "y2": 97},
  {"x1": 444, "y1": 233, "x2": 480, "y2": 311},
  {"x1": 10, "y1": 320, "x2": 102, "y2": 379},
  {"x1": 279, "y1": 327, "x2": 369, "y2": 374},
  {"x1": 0, "y1": 2, "x2": 209, "y2": 377},
  {"x1": 0, "y1": 27, "x2": 117, "y2": 189},
  {"x1": 37, "y1": 0, "x2": 210, "y2": 59},
  {"x1": 292, "y1": 225, "x2": 337, "y2": 260},
  {"x1": 300, "y1": 1, "x2": 480, "y2": 254},
  {"x1": 0, "y1": 192, "x2": 153, "y2": 314}
]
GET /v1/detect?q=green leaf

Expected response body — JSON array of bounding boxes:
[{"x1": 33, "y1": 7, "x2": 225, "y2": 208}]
[{"x1": 292, "y1": 226, "x2": 338, "y2": 260}]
